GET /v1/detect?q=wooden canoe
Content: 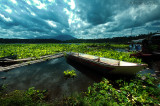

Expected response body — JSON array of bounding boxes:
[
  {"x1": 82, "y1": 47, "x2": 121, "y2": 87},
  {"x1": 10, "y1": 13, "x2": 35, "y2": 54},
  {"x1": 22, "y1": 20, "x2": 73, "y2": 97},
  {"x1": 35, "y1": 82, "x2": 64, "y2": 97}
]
[{"x1": 66, "y1": 52, "x2": 148, "y2": 76}]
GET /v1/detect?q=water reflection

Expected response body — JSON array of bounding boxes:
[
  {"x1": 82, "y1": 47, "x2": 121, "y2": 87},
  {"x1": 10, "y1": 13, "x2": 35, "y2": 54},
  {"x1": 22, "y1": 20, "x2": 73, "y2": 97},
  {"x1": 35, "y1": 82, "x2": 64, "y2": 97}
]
[
  {"x1": 0, "y1": 57, "x2": 98, "y2": 100},
  {"x1": 0, "y1": 57, "x2": 159, "y2": 100}
]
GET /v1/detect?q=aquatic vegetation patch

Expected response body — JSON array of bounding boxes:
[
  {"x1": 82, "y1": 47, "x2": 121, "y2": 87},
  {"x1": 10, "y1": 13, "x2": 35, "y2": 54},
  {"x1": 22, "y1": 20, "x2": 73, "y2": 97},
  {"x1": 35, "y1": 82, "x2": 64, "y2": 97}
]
[
  {"x1": 0, "y1": 43, "x2": 141, "y2": 63},
  {"x1": 61, "y1": 74, "x2": 160, "y2": 105},
  {"x1": 64, "y1": 70, "x2": 76, "y2": 78},
  {"x1": 0, "y1": 87, "x2": 49, "y2": 106},
  {"x1": 0, "y1": 74, "x2": 159, "y2": 105},
  {"x1": 86, "y1": 50, "x2": 142, "y2": 63}
]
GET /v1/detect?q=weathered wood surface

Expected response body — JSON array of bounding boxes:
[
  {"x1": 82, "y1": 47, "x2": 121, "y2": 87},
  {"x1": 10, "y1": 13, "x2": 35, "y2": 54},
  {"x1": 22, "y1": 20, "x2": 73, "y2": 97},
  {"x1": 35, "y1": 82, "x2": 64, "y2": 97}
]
[
  {"x1": 0, "y1": 53, "x2": 64, "y2": 72},
  {"x1": 66, "y1": 52, "x2": 148, "y2": 76}
]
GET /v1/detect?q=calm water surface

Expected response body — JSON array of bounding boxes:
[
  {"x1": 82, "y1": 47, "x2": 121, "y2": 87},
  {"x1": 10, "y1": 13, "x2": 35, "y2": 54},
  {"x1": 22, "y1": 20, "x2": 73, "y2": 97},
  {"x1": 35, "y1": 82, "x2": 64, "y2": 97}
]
[
  {"x1": 0, "y1": 56, "x2": 159, "y2": 100},
  {"x1": 0, "y1": 57, "x2": 101, "y2": 100}
]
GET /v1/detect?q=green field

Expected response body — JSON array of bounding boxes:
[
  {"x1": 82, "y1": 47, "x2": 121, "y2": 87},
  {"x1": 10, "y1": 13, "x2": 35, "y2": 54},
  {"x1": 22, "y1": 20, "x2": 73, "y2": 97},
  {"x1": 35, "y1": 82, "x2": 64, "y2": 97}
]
[{"x1": 0, "y1": 43, "x2": 142, "y2": 63}]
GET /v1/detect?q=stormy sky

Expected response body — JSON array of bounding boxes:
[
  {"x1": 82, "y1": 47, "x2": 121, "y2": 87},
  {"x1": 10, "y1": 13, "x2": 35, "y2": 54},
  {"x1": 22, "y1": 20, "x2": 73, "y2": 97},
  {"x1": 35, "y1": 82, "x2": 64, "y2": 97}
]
[{"x1": 0, "y1": 0, "x2": 160, "y2": 39}]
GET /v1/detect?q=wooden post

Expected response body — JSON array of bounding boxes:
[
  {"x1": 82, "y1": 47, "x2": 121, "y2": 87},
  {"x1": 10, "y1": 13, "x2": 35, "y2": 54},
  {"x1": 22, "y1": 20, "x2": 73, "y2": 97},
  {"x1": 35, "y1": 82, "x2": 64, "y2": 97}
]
[
  {"x1": 118, "y1": 61, "x2": 120, "y2": 66},
  {"x1": 98, "y1": 57, "x2": 100, "y2": 62}
]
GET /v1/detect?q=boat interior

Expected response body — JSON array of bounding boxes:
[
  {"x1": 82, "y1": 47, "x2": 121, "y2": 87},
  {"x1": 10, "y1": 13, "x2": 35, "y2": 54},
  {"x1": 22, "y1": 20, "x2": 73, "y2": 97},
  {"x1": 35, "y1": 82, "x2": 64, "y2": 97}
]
[{"x1": 69, "y1": 52, "x2": 139, "y2": 66}]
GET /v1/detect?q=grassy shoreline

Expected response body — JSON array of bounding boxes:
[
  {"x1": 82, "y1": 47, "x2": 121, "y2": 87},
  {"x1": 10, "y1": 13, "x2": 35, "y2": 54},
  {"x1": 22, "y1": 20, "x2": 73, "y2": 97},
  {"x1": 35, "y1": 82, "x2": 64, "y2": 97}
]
[
  {"x1": 0, "y1": 74, "x2": 160, "y2": 105},
  {"x1": 0, "y1": 43, "x2": 141, "y2": 63}
]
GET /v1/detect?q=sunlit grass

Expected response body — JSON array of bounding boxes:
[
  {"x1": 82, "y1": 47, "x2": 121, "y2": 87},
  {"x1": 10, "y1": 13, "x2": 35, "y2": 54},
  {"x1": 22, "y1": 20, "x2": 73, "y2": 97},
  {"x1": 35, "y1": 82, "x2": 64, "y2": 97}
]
[{"x1": 0, "y1": 43, "x2": 141, "y2": 63}]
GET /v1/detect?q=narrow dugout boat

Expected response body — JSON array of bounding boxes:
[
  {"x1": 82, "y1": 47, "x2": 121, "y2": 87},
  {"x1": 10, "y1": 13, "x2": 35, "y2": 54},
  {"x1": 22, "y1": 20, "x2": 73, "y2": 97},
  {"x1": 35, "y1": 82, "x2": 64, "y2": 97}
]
[{"x1": 66, "y1": 52, "x2": 148, "y2": 76}]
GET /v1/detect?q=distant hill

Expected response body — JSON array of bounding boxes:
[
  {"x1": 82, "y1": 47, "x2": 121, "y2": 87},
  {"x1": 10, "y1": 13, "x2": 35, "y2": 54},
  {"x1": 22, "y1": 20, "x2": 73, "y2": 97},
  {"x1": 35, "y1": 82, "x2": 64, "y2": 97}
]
[
  {"x1": 53, "y1": 35, "x2": 76, "y2": 41},
  {"x1": 35, "y1": 35, "x2": 76, "y2": 41}
]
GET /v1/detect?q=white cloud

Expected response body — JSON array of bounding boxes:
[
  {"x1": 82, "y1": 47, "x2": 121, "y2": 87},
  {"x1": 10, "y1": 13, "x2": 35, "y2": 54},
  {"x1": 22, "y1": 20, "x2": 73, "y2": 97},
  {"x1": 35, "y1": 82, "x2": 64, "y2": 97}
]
[
  {"x1": 26, "y1": 8, "x2": 36, "y2": 16},
  {"x1": 10, "y1": 0, "x2": 17, "y2": 4},
  {"x1": 69, "y1": 0, "x2": 75, "y2": 10},
  {"x1": 0, "y1": 14, "x2": 12, "y2": 22},
  {"x1": 63, "y1": 8, "x2": 70, "y2": 15},
  {"x1": 63, "y1": 8, "x2": 75, "y2": 25},
  {"x1": 64, "y1": 0, "x2": 75, "y2": 10},
  {"x1": 5, "y1": 8, "x2": 12, "y2": 13},
  {"x1": 51, "y1": 30, "x2": 57, "y2": 33},
  {"x1": 31, "y1": 12, "x2": 36, "y2": 16},
  {"x1": 32, "y1": 0, "x2": 47, "y2": 9},
  {"x1": 61, "y1": 29, "x2": 67, "y2": 33},
  {"x1": 26, "y1": 0, "x2": 31, "y2": 5},
  {"x1": 48, "y1": 0, "x2": 55, "y2": 3},
  {"x1": 4, "y1": 5, "x2": 12, "y2": 13},
  {"x1": 32, "y1": 0, "x2": 40, "y2": 5},
  {"x1": 0, "y1": 0, "x2": 160, "y2": 39},
  {"x1": 46, "y1": 20, "x2": 57, "y2": 28},
  {"x1": 36, "y1": 3, "x2": 46, "y2": 9}
]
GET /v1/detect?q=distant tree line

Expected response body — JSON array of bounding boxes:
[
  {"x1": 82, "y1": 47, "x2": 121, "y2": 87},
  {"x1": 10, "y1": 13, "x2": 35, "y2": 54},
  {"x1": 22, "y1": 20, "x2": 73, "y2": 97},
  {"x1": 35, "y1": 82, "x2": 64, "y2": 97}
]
[
  {"x1": 65, "y1": 33, "x2": 155, "y2": 44},
  {"x1": 0, "y1": 39, "x2": 61, "y2": 43},
  {"x1": 0, "y1": 32, "x2": 158, "y2": 44}
]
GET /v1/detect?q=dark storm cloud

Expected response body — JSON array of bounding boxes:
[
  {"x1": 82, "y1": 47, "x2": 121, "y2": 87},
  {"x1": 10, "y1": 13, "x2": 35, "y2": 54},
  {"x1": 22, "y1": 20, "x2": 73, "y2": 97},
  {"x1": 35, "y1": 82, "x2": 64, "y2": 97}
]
[
  {"x1": 0, "y1": 0, "x2": 160, "y2": 39},
  {"x1": 0, "y1": 0, "x2": 71, "y2": 38},
  {"x1": 151, "y1": 21, "x2": 160, "y2": 26},
  {"x1": 73, "y1": 0, "x2": 160, "y2": 38},
  {"x1": 76, "y1": 0, "x2": 160, "y2": 29},
  {"x1": 74, "y1": 0, "x2": 121, "y2": 25}
]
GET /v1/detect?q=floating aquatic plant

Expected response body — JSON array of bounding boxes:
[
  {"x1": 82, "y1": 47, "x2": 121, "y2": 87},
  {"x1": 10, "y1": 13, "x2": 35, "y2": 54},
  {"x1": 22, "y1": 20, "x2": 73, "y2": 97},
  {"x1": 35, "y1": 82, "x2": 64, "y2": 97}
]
[{"x1": 63, "y1": 70, "x2": 76, "y2": 78}]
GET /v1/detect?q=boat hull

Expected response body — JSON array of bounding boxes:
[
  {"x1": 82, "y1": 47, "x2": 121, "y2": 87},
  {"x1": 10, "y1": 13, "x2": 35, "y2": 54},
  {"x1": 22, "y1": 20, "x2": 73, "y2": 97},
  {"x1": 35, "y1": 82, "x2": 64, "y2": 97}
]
[{"x1": 66, "y1": 53, "x2": 147, "y2": 76}]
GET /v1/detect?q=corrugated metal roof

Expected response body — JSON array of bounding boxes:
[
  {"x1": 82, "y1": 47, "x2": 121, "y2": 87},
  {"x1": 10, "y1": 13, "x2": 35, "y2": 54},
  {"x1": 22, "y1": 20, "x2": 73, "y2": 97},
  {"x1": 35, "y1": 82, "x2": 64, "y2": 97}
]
[{"x1": 153, "y1": 34, "x2": 160, "y2": 36}]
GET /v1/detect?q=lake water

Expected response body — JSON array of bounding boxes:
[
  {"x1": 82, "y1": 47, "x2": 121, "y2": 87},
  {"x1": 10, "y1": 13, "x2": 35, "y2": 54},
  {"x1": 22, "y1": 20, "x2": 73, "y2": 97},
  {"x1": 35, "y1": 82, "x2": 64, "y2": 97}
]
[
  {"x1": 0, "y1": 57, "x2": 101, "y2": 100},
  {"x1": 0, "y1": 56, "x2": 159, "y2": 100}
]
